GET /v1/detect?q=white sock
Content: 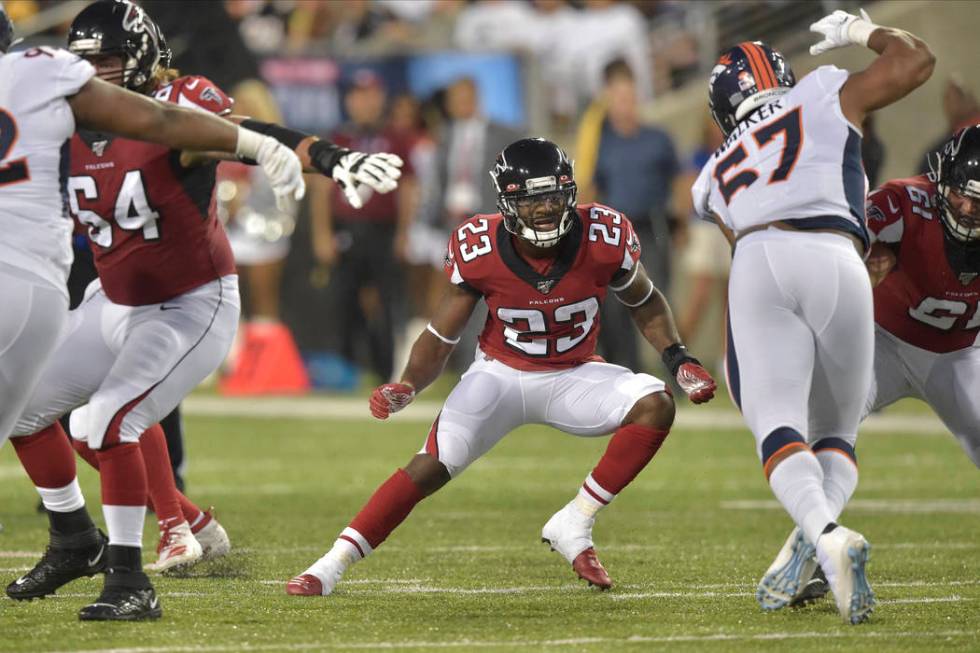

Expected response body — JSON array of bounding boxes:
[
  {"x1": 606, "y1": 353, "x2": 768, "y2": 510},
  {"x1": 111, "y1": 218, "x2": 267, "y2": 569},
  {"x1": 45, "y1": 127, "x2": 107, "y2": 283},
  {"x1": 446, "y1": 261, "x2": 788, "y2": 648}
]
[
  {"x1": 816, "y1": 450, "x2": 858, "y2": 519},
  {"x1": 574, "y1": 473, "x2": 614, "y2": 519},
  {"x1": 316, "y1": 527, "x2": 371, "y2": 573},
  {"x1": 103, "y1": 505, "x2": 146, "y2": 548},
  {"x1": 37, "y1": 478, "x2": 85, "y2": 513},
  {"x1": 768, "y1": 450, "x2": 835, "y2": 546}
]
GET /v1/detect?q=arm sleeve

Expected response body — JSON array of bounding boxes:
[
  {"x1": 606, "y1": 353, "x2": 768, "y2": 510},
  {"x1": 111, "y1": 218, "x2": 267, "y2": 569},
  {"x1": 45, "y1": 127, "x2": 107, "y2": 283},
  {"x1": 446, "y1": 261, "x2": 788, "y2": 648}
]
[
  {"x1": 167, "y1": 76, "x2": 234, "y2": 115},
  {"x1": 609, "y1": 215, "x2": 643, "y2": 290},
  {"x1": 442, "y1": 230, "x2": 481, "y2": 296},
  {"x1": 866, "y1": 186, "x2": 905, "y2": 244},
  {"x1": 54, "y1": 48, "x2": 96, "y2": 98}
]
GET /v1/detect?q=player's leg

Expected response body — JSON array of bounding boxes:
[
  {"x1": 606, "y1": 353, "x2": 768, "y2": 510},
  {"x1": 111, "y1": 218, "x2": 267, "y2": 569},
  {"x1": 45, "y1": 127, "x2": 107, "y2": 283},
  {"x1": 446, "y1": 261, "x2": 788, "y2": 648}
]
[
  {"x1": 287, "y1": 355, "x2": 525, "y2": 596},
  {"x1": 74, "y1": 277, "x2": 239, "y2": 620},
  {"x1": 727, "y1": 234, "x2": 842, "y2": 611},
  {"x1": 159, "y1": 406, "x2": 186, "y2": 491},
  {"x1": 0, "y1": 268, "x2": 68, "y2": 445},
  {"x1": 5, "y1": 286, "x2": 116, "y2": 600},
  {"x1": 538, "y1": 362, "x2": 670, "y2": 589},
  {"x1": 918, "y1": 345, "x2": 980, "y2": 468}
]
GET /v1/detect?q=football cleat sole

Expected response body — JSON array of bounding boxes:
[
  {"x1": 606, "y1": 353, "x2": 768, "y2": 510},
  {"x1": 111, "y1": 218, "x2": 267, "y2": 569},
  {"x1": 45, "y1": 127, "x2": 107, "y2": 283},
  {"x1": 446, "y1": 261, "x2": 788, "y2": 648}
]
[
  {"x1": 757, "y1": 528, "x2": 818, "y2": 611},
  {"x1": 846, "y1": 543, "x2": 875, "y2": 625}
]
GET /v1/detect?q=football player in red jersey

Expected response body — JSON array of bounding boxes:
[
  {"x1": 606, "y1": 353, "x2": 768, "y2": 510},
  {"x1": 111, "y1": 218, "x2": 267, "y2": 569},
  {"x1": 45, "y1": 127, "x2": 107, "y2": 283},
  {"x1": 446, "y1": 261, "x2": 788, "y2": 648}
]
[
  {"x1": 863, "y1": 125, "x2": 980, "y2": 462},
  {"x1": 5, "y1": 0, "x2": 401, "y2": 621},
  {"x1": 287, "y1": 138, "x2": 717, "y2": 596}
]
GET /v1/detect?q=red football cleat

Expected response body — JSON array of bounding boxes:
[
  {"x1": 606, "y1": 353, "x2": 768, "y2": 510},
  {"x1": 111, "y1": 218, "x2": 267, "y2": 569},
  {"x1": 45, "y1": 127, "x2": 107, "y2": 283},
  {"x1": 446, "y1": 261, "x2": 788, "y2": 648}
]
[
  {"x1": 571, "y1": 548, "x2": 612, "y2": 590},
  {"x1": 286, "y1": 574, "x2": 323, "y2": 596}
]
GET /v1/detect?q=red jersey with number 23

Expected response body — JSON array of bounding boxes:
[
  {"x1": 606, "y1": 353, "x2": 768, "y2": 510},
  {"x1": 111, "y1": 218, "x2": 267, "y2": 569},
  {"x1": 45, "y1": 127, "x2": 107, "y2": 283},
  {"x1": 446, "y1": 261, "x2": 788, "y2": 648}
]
[
  {"x1": 67, "y1": 75, "x2": 236, "y2": 306},
  {"x1": 867, "y1": 175, "x2": 980, "y2": 353},
  {"x1": 444, "y1": 204, "x2": 642, "y2": 371}
]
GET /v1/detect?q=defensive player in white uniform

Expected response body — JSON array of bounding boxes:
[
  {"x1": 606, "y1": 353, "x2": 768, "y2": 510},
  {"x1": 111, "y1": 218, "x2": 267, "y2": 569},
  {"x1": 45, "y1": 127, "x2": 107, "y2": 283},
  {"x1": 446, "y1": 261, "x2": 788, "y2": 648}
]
[
  {"x1": 691, "y1": 11, "x2": 934, "y2": 624},
  {"x1": 0, "y1": 5, "x2": 305, "y2": 451}
]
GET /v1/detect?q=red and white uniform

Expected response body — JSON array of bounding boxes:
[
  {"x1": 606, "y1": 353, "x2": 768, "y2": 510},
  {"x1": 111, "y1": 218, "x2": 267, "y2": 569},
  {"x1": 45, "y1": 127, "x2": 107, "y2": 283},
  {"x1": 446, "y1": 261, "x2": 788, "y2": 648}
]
[
  {"x1": 13, "y1": 75, "x2": 241, "y2": 450},
  {"x1": 426, "y1": 204, "x2": 666, "y2": 477},
  {"x1": 864, "y1": 176, "x2": 980, "y2": 466}
]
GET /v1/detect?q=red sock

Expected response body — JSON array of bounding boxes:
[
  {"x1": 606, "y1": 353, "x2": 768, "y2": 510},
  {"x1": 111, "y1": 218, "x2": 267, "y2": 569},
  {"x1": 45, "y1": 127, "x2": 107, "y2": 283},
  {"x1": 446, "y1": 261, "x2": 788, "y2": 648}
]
[
  {"x1": 72, "y1": 438, "x2": 101, "y2": 470},
  {"x1": 139, "y1": 424, "x2": 183, "y2": 526},
  {"x1": 97, "y1": 442, "x2": 147, "y2": 507},
  {"x1": 180, "y1": 493, "x2": 206, "y2": 531},
  {"x1": 590, "y1": 424, "x2": 670, "y2": 496},
  {"x1": 348, "y1": 469, "x2": 425, "y2": 549},
  {"x1": 11, "y1": 423, "x2": 77, "y2": 488}
]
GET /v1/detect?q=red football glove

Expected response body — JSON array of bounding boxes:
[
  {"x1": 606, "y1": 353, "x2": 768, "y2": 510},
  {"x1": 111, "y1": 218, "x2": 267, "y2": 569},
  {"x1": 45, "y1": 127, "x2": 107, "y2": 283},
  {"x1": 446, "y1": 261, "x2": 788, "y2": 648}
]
[
  {"x1": 370, "y1": 382, "x2": 416, "y2": 419},
  {"x1": 676, "y1": 362, "x2": 717, "y2": 404}
]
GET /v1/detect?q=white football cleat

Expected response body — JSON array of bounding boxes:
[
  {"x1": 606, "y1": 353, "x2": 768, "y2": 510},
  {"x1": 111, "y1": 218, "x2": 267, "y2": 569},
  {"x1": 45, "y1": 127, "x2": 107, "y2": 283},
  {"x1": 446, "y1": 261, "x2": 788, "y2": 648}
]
[
  {"x1": 757, "y1": 527, "x2": 820, "y2": 610},
  {"x1": 286, "y1": 554, "x2": 349, "y2": 597},
  {"x1": 194, "y1": 512, "x2": 231, "y2": 561},
  {"x1": 541, "y1": 502, "x2": 612, "y2": 589},
  {"x1": 816, "y1": 526, "x2": 875, "y2": 624},
  {"x1": 146, "y1": 520, "x2": 202, "y2": 573}
]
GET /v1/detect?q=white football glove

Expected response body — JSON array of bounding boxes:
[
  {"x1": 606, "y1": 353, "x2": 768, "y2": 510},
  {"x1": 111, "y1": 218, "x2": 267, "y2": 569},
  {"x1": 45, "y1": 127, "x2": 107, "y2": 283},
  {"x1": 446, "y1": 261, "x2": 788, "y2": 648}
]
[
  {"x1": 809, "y1": 8, "x2": 878, "y2": 56},
  {"x1": 333, "y1": 151, "x2": 403, "y2": 209},
  {"x1": 236, "y1": 127, "x2": 306, "y2": 210}
]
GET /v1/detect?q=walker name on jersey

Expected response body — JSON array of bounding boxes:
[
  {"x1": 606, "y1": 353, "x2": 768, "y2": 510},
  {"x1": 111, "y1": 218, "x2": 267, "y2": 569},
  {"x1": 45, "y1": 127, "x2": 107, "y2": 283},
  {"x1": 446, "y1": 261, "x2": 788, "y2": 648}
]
[{"x1": 719, "y1": 97, "x2": 786, "y2": 151}]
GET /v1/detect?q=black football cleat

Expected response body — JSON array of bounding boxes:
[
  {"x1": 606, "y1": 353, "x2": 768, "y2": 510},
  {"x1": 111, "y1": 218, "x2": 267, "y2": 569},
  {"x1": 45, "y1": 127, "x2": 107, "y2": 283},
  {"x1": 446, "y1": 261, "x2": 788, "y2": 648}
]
[
  {"x1": 7, "y1": 528, "x2": 108, "y2": 601},
  {"x1": 78, "y1": 570, "x2": 162, "y2": 621},
  {"x1": 791, "y1": 566, "x2": 830, "y2": 608}
]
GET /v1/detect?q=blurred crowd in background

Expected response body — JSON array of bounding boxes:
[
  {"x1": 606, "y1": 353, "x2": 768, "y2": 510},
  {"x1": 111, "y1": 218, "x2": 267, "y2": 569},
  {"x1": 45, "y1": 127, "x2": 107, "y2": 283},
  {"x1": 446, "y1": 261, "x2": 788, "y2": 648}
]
[{"x1": 10, "y1": 0, "x2": 980, "y2": 393}]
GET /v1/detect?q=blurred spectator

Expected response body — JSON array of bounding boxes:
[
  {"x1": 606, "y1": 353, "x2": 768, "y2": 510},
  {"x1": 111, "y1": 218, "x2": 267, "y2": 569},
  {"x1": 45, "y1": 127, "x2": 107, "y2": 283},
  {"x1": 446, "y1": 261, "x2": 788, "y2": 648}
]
[
  {"x1": 672, "y1": 115, "x2": 730, "y2": 365},
  {"x1": 313, "y1": 71, "x2": 418, "y2": 382},
  {"x1": 454, "y1": 0, "x2": 539, "y2": 52},
  {"x1": 917, "y1": 76, "x2": 980, "y2": 174},
  {"x1": 581, "y1": 60, "x2": 679, "y2": 370},
  {"x1": 413, "y1": 77, "x2": 521, "y2": 369}
]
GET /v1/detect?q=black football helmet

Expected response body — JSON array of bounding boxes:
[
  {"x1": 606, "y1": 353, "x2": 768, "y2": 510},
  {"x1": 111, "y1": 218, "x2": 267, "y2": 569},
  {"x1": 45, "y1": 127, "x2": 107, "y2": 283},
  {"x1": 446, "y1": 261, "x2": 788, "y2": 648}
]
[
  {"x1": 708, "y1": 41, "x2": 796, "y2": 136},
  {"x1": 67, "y1": 0, "x2": 163, "y2": 92},
  {"x1": 0, "y1": 5, "x2": 13, "y2": 53},
  {"x1": 930, "y1": 125, "x2": 980, "y2": 245},
  {"x1": 490, "y1": 138, "x2": 577, "y2": 248}
]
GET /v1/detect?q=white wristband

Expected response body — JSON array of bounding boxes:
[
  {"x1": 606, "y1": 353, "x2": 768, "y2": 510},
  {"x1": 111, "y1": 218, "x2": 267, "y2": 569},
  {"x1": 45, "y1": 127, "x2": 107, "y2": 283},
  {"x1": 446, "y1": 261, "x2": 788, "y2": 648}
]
[
  {"x1": 235, "y1": 126, "x2": 265, "y2": 160},
  {"x1": 427, "y1": 323, "x2": 460, "y2": 345},
  {"x1": 848, "y1": 18, "x2": 878, "y2": 47}
]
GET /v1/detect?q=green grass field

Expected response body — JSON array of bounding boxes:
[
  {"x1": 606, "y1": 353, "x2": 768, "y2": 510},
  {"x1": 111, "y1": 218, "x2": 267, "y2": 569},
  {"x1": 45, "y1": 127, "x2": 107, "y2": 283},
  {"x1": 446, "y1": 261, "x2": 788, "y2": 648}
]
[{"x1": 1, "y1": 396, "x2": 978, "y2": 652}]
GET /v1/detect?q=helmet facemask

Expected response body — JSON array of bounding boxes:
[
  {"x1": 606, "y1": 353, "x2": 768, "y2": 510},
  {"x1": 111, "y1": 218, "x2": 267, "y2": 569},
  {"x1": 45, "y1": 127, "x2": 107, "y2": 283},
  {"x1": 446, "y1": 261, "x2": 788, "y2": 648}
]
[
  {"x1": 498, "y1": 180, "x2": 577, "y2": 248},
  {"x1": 930, "y1": 130, "x2": 980, "y2": 244}
]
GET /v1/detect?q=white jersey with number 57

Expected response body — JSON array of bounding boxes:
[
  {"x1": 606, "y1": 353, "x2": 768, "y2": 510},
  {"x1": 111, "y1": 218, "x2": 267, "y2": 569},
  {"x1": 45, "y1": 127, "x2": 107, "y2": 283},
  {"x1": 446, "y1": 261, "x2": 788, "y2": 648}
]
[
  {"x1": 0, "y1": 47, "x2": 94, "y2": 293},
  {"x1": 692, "y1": 65, "x2": 869, "y2": 249}
]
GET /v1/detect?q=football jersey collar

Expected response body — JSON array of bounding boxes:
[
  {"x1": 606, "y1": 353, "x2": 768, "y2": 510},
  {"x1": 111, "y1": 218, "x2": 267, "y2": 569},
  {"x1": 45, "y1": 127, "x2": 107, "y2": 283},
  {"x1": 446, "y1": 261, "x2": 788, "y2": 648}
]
[{"x1": 496, "y1": 217, "x2": 583, "y2": 295}]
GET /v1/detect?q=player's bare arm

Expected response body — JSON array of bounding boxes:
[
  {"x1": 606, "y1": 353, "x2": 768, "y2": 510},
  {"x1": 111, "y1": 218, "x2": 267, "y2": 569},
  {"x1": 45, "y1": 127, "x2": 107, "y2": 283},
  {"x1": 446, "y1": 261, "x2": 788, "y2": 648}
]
[
  {"x1": 615, "y1": 263, "x2": 717, "y2": 404},
  {"x1": 369, "y1": 279, "x2": 479, "y2": 420},
  {"x1": 69, "y1": 76, "x2": 305, "y2": 209},
  {"x1": 810, "y1": 9, "x2": 935, "y2": 126}
]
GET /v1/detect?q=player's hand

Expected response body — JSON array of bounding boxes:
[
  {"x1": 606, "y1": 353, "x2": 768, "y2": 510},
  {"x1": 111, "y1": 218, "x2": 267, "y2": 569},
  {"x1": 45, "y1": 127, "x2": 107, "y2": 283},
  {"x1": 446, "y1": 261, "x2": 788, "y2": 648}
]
[
  {"x1": 332, "y1": 151, "x2": 403, "y2": 209},
  {"x1": 676, "y1": 362, "x2": 717, "y2": 404},
  {"x1": 809, "y1": 8, "x2": 875, "y2": 55},
  {"x1": 370, "y1": 382, "x2": 416, "y2": 419},
  {"x1": 255, "y1": 135, "x2": 306, "y2": 210}
]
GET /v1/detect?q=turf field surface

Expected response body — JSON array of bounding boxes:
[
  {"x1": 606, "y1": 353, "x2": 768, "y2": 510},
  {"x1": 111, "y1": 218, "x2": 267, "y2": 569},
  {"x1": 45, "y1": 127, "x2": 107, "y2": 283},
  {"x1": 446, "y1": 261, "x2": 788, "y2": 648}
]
[{"x1": 1, "y1": 396, "x2": 977, "y2": 652}]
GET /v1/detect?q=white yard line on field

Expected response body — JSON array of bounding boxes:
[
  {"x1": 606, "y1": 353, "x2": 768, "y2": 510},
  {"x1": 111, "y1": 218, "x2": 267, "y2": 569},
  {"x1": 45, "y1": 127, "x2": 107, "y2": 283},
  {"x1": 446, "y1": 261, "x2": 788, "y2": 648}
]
[
  {"x1": 42, "y1": 629, "x2": 979, "y2": 653},
  {"x1": 181, "y1": 395, "x2": 949, "y2": 434},
  {"x1": 721, "y1": 498, "x2": 980, "y2": 513}
]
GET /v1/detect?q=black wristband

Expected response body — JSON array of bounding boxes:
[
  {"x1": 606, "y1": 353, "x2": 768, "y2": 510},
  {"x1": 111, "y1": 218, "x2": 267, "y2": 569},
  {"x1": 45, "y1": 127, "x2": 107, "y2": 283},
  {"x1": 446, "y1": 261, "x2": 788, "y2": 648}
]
[
  {"x1": 308, "y1": 139, "x2": 348, "y2": 177},
  {"x1": 661, "y1": 343, "x2": 701, "y2": 377},
  {"x1": 239, "y1": 118, "x2": 307, "y2": 150}
]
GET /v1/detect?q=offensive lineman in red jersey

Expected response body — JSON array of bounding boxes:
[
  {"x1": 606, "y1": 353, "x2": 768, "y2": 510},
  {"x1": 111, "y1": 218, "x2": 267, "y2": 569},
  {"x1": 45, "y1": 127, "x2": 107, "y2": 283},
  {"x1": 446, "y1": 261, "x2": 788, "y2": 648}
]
[
  {"x1": 287, "y1": 138, "x2": 717, "y2": 596},
  {"x1": 863, "y1": 125, "x2": 980, "y2": 464},
  {"x1": 5, "y1": 0, "x2": 401, "y2": 621}
]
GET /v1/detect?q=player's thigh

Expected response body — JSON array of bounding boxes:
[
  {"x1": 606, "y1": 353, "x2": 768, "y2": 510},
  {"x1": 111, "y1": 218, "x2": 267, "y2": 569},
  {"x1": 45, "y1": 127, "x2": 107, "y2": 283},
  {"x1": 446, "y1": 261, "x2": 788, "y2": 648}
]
[
  {"x1": 921, "y1": 347, "x2": 980, "y2": 468},
  {"x1": 540, "y1": 361, "x2": 666, "y2": 436},
  {"x1": 807, "y1": 258, "x2": 875, "y2": 444},
  {"x1": 0, "y1": 275, "x2": 68, "y2": 442},
  {"x1": 861, "y1": 328, "x2": 917, "y2": 419},
  {"x1": 11, "y1": 281, "x2": 118, "y2": 437},
  {"x1": 81, "y1": 276, "x2": 241, "y2": 449},
  {"x1": 727, "y1": 239, "x2": 815, "y2": 453},
  {"x1": 419, "y1": 357, "x2": 524, "y2": 478}
]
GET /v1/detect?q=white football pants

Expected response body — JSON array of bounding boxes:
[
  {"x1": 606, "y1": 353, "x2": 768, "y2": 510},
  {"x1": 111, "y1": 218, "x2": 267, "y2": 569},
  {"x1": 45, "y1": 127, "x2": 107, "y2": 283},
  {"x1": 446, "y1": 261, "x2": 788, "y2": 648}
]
[
  {"x1": 865, "y1": 326, "x2": 980, "y2": 467},
  {"x1": 0, "y1": 264, "x2": 68, "y2": 447},
  {"x1": 725, "y1": 228, "x2": 874, "y2": 459},
  {"x1": 13, "y1": 275, "x2": 240, "y2": 449},
  {"x1": 419, "y1": 349, "x2": 666, "y2": 478}
]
